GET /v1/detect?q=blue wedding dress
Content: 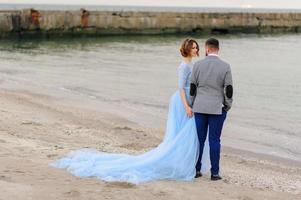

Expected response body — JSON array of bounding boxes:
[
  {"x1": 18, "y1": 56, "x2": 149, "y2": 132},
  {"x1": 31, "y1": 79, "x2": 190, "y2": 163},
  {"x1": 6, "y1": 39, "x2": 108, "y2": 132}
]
[{"x1": 51, "y1": 61, "x2": 210, "y2": 184}]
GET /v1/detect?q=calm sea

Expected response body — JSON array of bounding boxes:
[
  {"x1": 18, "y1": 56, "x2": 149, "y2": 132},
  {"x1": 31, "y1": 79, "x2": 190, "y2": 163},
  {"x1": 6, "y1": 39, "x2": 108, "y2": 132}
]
[{"x1": 0, "y1": 34, "x2": 300, "y2": 163}]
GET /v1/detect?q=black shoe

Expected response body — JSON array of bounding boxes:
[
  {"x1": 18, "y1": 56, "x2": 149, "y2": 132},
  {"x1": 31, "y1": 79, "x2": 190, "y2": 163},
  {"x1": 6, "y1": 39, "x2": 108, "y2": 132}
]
[
  {"x1": 211, "y1": 174, "x2": 222, "y2": 181},
  {"x1": 195, "y1": 171, "x2": 202, "y2": 178}
]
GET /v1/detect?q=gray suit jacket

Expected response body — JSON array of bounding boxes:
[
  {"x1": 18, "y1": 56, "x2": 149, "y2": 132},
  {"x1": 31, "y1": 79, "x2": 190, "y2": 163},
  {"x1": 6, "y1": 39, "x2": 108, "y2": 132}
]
[{"x1": 190, "y1": 55, "x2": 233, "y2": 115}]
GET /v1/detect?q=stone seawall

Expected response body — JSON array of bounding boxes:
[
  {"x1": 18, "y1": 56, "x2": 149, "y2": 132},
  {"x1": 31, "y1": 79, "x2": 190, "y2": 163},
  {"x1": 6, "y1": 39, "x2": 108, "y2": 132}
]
[{"x1": 1, "y1": 9, "x2": 301, "y2": 38}]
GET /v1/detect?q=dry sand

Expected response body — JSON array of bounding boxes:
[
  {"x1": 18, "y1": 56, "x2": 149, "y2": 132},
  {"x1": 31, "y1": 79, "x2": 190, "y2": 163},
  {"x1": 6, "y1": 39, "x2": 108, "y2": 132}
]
[{"x1": 0, "y1": 89, "x2": 300, "y2": 200}]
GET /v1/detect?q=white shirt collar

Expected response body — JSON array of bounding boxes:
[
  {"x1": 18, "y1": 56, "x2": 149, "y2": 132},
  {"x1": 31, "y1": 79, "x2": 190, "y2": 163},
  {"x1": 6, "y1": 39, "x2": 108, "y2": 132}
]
[{"x1": 208, "y1": 53, "x2": 219, "y2": 57}]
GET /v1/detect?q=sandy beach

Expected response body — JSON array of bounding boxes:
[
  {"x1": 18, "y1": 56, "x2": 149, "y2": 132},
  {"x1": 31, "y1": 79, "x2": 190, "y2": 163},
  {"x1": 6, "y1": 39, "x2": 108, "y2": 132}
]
[{"x1": 0, "y1": 89, "x2": 300, "y2": 200}]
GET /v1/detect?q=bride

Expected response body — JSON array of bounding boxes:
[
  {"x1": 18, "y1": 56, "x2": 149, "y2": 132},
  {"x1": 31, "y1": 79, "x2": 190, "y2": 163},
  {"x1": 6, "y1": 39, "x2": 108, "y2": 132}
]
[{"x1": 51, "y1": 38, "x2": 210, "y2": 184}]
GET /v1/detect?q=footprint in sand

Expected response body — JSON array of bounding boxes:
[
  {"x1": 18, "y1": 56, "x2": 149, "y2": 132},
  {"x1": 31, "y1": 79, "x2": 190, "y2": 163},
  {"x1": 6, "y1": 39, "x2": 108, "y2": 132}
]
[
  {"x1": 0, "y1": 175, "x2": 12, "y2": 182},
  {"x1": 114, "y1": 126, "x2": 132, "y2": 131},
  {"x1": 223, "y1": 178, "x2": 230, "y2": 184},
  {"x1": 237, "y1": 159, "x2": 247, "y2": 164},
  {"x1": 47, "y1": 154, "x2": 58, "y2": 158},
  {"x1": 239, "y1": 196, "x2": 254, "y2": 200},
  {"x1": 14, "y1": 170, "x2": 25, "y2": 174},
  {"x1": 105, "y1": 182, "x2": 136, "y2": 189},
  {"x1": 21, "y1": 121, "x2": 43, "y2": 126},
  {"x1": 154, "y1": 191, "x2": 167, "y2": 197},
  {"x1": 64, "y1": 190, "x2": 81, "y2": 198},
  {"x1": 54, "y1": 145, "x2": 64, "y2": 150}
]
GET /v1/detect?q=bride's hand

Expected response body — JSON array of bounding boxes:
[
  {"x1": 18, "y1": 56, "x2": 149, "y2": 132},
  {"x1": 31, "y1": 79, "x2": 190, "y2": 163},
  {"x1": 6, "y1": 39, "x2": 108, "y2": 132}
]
[{"x1": 185, "y1": 105, "x2": 193, "y2": 118}]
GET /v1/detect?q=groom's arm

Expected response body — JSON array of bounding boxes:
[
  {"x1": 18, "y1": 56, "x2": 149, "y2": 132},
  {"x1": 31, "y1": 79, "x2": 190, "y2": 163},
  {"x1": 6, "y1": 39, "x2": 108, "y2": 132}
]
[{"x1": 223, "y1": 66, "x2": 233, "y2": 111}]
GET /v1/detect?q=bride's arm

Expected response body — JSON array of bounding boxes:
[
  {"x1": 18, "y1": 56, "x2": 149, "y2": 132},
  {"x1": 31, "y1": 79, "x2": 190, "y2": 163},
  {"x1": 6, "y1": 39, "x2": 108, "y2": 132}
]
[
  {"x1": 180, "y1": 89, "x2": 193, "y2": 117},
  {"x1": 178, "y1": 65, "x2": 193, "y2": 118}
]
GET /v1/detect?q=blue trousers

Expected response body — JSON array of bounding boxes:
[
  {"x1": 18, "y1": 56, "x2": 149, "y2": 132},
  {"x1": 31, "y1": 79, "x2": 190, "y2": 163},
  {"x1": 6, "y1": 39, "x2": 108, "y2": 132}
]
[{"x1": 194, "y1": 110, "x2": 227, "y2": 175}]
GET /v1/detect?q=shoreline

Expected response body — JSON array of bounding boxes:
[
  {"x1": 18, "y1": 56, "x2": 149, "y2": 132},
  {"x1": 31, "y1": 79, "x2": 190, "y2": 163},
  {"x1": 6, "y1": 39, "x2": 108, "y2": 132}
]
[{"x1": 223, "y1": 146, "x2": 301, "y2": 168}]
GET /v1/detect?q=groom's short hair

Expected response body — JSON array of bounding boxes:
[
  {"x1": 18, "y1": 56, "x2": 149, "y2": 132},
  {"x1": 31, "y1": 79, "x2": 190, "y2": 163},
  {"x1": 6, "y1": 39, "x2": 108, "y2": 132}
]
[{"x1": 205, "y1": 38, "x2": 219, "y2": 49}]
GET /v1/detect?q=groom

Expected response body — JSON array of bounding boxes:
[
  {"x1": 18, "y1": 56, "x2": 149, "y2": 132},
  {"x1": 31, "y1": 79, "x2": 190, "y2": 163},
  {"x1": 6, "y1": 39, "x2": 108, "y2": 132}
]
[{"x1": 190, "y1": 38, "x2": 233, "y2": 181}]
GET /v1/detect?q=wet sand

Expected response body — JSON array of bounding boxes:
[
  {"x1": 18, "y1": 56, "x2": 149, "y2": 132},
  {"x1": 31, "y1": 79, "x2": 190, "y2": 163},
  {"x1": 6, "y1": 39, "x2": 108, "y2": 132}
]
[{"x1": 0, "y1": 89, "x2": 300, "y2": 200}]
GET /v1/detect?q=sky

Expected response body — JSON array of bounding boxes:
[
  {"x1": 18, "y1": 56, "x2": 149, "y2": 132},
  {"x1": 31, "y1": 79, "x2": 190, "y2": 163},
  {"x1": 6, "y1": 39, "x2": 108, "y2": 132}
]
[{"x1": 0, "y1": 0, "x2": 301, "y2": 9}]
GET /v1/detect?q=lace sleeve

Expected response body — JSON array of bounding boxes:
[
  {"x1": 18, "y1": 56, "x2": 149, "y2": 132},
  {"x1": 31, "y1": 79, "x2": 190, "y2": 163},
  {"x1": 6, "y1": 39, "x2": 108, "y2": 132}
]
[{"x1": 178, "y1": 64, "x2": 189, "y2": 89}]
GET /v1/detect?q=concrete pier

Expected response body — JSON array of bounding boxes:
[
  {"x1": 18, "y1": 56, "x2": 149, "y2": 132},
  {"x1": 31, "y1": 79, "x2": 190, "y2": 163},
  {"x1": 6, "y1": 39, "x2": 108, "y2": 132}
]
[{"x1": 1, "y1": 9, "x2": 301, "y2": 38}]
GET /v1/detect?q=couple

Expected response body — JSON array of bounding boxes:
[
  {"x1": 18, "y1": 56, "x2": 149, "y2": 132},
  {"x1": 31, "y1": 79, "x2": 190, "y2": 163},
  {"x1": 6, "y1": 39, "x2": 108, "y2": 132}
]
[{"x1": 52, "y1": 38, "x2": 233, "y2": 184}]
